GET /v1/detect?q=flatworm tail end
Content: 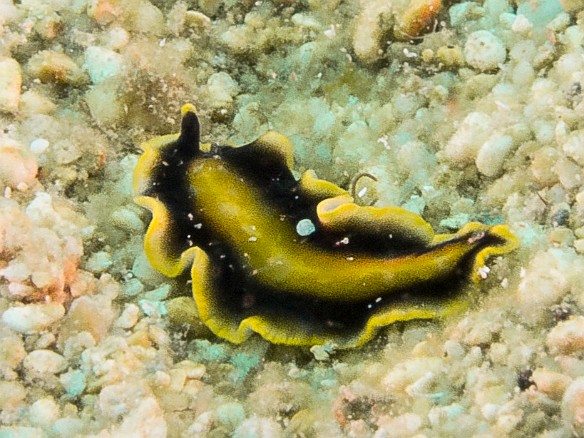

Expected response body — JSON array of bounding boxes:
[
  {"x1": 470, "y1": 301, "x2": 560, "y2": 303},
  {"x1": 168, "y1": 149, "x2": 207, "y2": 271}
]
[
  {"x1": 350, "y1": 223, "x2": 519, "y2": 347},
  {"x1": 467, "y1": 223, "x2": 520, "y2": 282}
]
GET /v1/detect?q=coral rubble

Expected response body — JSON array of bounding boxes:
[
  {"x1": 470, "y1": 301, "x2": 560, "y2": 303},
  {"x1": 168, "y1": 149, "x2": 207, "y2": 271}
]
[{"x1": 1, "y1": 0, "x2": 584, "y2": 436}]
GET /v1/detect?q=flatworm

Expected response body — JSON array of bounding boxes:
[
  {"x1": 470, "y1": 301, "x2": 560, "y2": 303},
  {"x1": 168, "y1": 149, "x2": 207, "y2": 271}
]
[{"x1": 133, "y1": 104, "x2": 519, "y2": 348}]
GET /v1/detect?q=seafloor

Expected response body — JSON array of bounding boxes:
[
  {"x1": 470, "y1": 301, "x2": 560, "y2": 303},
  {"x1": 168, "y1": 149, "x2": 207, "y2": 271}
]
[{"x1": 1, "y1": 0, "x2": 584, "y2": 436}]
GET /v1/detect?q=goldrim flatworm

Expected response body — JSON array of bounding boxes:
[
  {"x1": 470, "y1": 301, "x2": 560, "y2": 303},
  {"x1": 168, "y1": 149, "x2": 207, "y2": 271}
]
[{"x1": 133, "y1": 104, "x2": 519, "y2": 348}]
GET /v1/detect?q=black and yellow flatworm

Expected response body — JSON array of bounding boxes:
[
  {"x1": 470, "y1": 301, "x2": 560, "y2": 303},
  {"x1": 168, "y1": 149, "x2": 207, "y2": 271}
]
[{"x1": 133, "y1": 104, "x2": 519, "y2": 348}]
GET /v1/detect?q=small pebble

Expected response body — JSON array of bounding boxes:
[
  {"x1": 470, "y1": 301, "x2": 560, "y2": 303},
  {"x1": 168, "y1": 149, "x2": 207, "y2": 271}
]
[
  {"x1": 83, "y1": 46, "x2": 124, "y2": 84},
  {"x1": 464, "y1": 30, "x2": 507, "y2": 71},
  {"x1": 554, "y1": 157, "x2": 583, "y2": 190},
  {"x1": 449, "y1": 2, "x2": 484, "y2": 27},
  {"x1": 422, "y1": 48, "x2": 434, "y2": 63},
  {"x1": 563, "y1": 129, "x2": 584, "y2": 166},
  {"x1": 206, "y1": 72, "x2": 239, "y2": 113},
  {"x1": 532, "y1": 368, "x2": 571, "y2": 400},
  {"x1": 85, "y1": 251, "x2": 113, "y2": 274},
  {"x1": 174, "y1": 360, "x2": 207, "y2": 380},
  {"x1": 564, "y1": 28, "x2": 584, "y2": 53},
  {"x1": 310, "y1": 343, "x2": 335, "y2": 361},
  {"x1": 0, "y1": 144, "x2": 38, "y2": 187},
  {"x1": 20, "y1": 90, "x2": 56, "y2": 115},
  {"x1": 384, "y1": 357, "x2": 444, "y2": 393},
  {"x1": 52, "y1": 418, "x2": 85, "y2": 437},
  {"x1": 547, "y1": 316, "x2": 584, "y2": 354},
  {"x1": 28, "y1": 397, "x2": 60, "y2": 429},
  {"x1": 122, "y1": 278, "x2": 145, "y2": 297},
  {"x1": 574, "y1": 239, "x2": 584, "y2": 254},
  {"x1": 23, "y1": 349, "x2": 67, "y2": 375},
  {"x1": 562, "y1": 377, "x2": 584, "y2": 436},
  {"x1": 65, "y1": 294, "x2": 116, "y2": 342},
  {"x1": 29, "y1": 138, "x2": 50, "y2": 154},
  {"x1": 561, "y1": 0, "x2": 584, "y2": 13},
  {"x1": 152, "y1": 370, "x2": 171, "y2": 387},
  {"x1": 547, "y1": 11, "x2": 571, "y2": 32},
  {"x1": 376, "y1": 413, "x2": 422, "y2": 436},
  {"x1": 443, "y1": 339, "x2": 466, "y2": 360},
  {"x1": 115, "y1": 303, "x2": 140, "y2": 329},
  {"x1": 549, "y1": 227, "x2": 576, "y2": 246},
  {"x1": 139, "y1": 299, "x2": 167, "y2": 317},
  {"x1": 143, "y1": 283, "x2": 171, "y2": 301},
  {"x1": 517, "y1": 249, "x2": 575, "y2": 324},
  {"x1": 233, "y1": 416, "x2": 283, "y2": 438},
  {"x1": 436, "y1": 46, "x2": 464, "y2": 68},
  {"x1": 102, "y1": 27, "x2": 130, "y2": 50},
  {"x1": 291, "y1": 13, "x2": 322, "y2": 30},
  {"x1": 0, "y1": 336, "x2": 26, "y2": 374},
  {"x1": 517, "y1": 0, "x2": 563, "y2": 28},
  {"x1": 111, "y1": 207, "x2": 144, "y2": 233},
  {"x1": 132, "y1": 252, "x2": 165, "y2": 286},
  {"x1": 217, "y1": 401, "x2": 246, "y2": 429},
  {"x1": 60, "y1": 369, "x2": 87, "y2": 397},
  {"x1": 0, "y1": 57, "x2": 22, "y2": 113},
  {"x1": 2, "y1": 303, "x2": 65, "y2": 334},
  {"x1": 0, "y1": 427, "x2": 43, "y2": 438},
  {"x1": 444, "y1": 112, "x2": 492, "y2": 164},
  {"x1": 511, "y1": 14, "x2": 533, "y2": 35},
  {"x1": 185, "y1": 11, "x2": 212, "y2": 30},
  {"x1": 0, "y1": 381, "x2": 26, "y2": 412},
  {"x1": 26, "y1": 50, "x2": 86, "y2": 85},
  {"x1": 476, "y1": 134, "x2": 514, "y2": 177}
]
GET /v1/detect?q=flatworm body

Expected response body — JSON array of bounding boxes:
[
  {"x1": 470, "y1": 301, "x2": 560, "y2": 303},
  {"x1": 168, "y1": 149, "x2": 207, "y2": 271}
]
[{"x1": 133, "y1": 104, "x2": 519, "y2": 348}]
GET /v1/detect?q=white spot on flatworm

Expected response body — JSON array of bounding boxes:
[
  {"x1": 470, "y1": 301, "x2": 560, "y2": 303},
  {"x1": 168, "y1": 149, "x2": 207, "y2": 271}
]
[{"x1": 335, "y1": 237, "x2": 350, "y2": 246}]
